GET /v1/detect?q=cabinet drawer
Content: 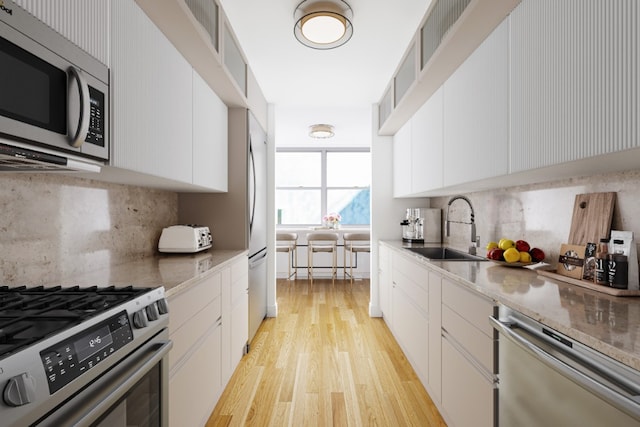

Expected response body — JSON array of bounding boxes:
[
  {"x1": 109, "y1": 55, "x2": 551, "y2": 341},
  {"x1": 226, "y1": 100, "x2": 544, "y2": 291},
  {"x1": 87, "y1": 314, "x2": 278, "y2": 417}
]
[
  {"x1": 392, "y1": 253, "x2": 428, "y2": 313},
  {"x1": 442, "y1": 305, "x2": 493, "y2": 373},
  {"x1": 442, "y1": 278, "x2": 495, "y2": 338},
  {"x1": 169, "y1": 295, "x2": 221, "y2": 371},
  {"x1": 442, "y1": 338, "x2": 495, "y2": 427},
  {"x1": 169, "y1": 323, "x2": 222, "y2": 427},
  {"x1": 169, "y1": 272, "x2": 222, "y2": 333},
  {"x1": 393, "y1": 269, "x2": 428, "y2": 314},
  {"x1": 393, "y1": 252, "x2": 429, "y2": 288}
]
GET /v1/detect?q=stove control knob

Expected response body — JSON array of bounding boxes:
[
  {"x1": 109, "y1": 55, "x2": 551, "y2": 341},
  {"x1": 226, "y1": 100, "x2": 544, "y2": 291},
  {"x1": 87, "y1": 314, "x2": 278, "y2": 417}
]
[
  {"x1": 146, "y1": 303, "x2": 159, "y2": 321},
  {"x1": 156, "y1": 298, "x2": 169, "y2": 315},
  {"x1": 4, "y1": 372, "x2": 36, "y2": 407},
  {"x1": 133, "y1": 310, "x2": 148, "y2": 328}
]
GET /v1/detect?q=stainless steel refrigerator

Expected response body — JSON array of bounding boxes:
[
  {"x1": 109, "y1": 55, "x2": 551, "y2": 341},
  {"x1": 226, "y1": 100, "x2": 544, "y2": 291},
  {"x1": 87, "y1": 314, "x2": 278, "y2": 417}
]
[{"x1": 178, "y1": 108, "x2": 268, "y2": 345}]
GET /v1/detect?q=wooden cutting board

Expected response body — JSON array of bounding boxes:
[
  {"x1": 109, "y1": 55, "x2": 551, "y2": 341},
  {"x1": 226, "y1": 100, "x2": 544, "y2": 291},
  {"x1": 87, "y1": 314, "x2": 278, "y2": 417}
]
[{"x1": 567, "y1": 192, "x2": 616, "y2": 245}]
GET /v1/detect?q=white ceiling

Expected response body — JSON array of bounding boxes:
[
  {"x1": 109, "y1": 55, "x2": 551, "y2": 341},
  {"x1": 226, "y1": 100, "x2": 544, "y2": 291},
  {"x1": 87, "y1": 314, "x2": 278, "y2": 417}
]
[{"x1": 219, "y1": 0, "x2": 433, "y2": 109}]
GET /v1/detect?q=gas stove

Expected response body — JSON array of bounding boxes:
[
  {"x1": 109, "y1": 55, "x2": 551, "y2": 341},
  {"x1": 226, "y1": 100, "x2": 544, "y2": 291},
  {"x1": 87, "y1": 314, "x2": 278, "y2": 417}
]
[
  {"x1": 0, "y1": 285, "x2": 158, "y2": 359},
  {"x1": 0, "y1": 285, "x2": 170, "y2": 426}
]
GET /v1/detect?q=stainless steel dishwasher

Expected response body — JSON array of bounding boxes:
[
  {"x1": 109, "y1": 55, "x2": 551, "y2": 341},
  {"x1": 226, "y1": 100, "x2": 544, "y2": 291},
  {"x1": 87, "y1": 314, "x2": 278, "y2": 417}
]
[{"x1": 490, "y1": 304, "x2": 640, "y2": 426}]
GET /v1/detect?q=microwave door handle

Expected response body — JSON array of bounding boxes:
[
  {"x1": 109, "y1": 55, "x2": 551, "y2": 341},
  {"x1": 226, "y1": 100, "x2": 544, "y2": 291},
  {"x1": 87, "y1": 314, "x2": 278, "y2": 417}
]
[{"x1": 67, "y1": 66, "x2": 90, "y2": 148}]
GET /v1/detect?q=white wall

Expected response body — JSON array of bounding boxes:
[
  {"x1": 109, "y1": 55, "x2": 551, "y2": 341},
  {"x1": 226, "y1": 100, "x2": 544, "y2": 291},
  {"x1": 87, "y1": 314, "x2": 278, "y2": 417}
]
[{"x1": 369, "y1": 104, "x2": 430, "y2": 316}]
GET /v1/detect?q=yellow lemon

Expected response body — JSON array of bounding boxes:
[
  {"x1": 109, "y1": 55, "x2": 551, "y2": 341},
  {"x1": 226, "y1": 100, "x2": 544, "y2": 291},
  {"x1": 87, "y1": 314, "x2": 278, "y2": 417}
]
[
  {"x1": 486, "y1": 241, "x2": 498, "y2": 250},
  {"x1": 519, "y1": 251, "x2": 532, "y2": 263},
  {"x1": 503, "y1": 247, "x2": 520, "y2": 263},
  {"x1": 499, "y1": 239, "x2": 515, "y2": 250}
]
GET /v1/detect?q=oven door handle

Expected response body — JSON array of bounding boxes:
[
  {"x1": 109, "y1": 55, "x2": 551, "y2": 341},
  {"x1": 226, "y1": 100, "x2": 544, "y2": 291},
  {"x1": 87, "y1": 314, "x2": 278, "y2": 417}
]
[
  {"x1": 78, "y1": 340, "x2": 172, "y2": 425},
  {"x1": 39, "y1": 338, "x2": 172, "y2": 426}
]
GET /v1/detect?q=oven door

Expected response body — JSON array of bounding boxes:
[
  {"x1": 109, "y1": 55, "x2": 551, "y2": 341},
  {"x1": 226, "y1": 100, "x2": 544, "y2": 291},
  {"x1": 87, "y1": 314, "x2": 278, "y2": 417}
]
[{"x1": 35, "y1": 330, "x2": 172, "y2": 427}]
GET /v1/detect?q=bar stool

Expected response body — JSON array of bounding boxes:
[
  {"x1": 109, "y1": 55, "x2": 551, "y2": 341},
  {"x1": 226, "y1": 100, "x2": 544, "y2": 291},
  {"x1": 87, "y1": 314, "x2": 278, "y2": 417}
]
[
  {"x1": 343, "y1": 232, "x2": 371, "y2": 287},
  {"x1": 306, "y1": 232, "x2": 339, "y2": 285},
  {"x1": 276, "y1": 232, "x2": 298, "y2": 280}
]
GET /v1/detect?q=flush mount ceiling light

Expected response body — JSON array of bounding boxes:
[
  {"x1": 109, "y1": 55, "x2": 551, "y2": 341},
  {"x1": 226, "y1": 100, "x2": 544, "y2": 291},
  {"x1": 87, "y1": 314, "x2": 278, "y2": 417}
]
[
  {"x1": 294, "y1": 0, "x2": 353, "y2": 49},
  {"x1": 309, "y1": 124, "x2": 335, "y2": 138}
]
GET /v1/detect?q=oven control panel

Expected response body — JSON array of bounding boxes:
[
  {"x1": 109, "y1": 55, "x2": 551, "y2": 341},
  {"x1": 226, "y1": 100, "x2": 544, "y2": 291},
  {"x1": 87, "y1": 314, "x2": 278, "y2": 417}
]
[{"x1": 39, "y1": 311, "x2": 134, "y2": 394}]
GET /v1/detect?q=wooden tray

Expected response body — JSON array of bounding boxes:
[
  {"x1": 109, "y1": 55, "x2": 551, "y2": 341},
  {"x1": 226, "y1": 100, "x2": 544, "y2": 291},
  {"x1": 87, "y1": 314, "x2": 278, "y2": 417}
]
[{"x1": 537, "y1": 269, "x2": 640, "y2": 297}]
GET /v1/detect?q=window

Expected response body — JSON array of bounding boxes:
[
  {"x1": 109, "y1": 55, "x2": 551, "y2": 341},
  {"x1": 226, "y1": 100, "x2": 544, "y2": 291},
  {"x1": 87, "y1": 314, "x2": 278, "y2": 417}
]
[{"x1": 276, "y1": 149, "x2": 370, "y2": 225}]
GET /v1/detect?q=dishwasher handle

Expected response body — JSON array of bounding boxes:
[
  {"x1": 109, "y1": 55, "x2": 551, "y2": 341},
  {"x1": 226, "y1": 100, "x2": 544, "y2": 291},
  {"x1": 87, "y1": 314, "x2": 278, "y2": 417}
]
[{"x1": 490, "y1": 316, "x2": 640, "y2": 420}]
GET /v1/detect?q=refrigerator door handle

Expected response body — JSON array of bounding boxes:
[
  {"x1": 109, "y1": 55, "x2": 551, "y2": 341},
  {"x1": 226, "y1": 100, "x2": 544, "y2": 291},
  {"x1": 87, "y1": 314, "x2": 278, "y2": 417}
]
[
  {"x1": 249, "y1": 139, "x2": 257, "y2": 235},
  {"x1": 249, "y1": 250, "x2": 268, "y2": 269}
]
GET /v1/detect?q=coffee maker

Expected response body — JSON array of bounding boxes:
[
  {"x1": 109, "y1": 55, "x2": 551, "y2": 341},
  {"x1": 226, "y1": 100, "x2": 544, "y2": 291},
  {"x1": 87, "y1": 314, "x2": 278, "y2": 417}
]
[{"x1": 401, "y1": 208, "x2": 441, "y2": 243}]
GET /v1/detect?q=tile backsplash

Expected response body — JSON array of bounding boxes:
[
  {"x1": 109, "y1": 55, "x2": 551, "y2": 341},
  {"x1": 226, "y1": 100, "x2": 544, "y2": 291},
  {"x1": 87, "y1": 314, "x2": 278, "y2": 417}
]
[
  {"x1": 1, "y1": 174, "x2": 177, "y2": 285},
  {"x1": 432, "y1": 169, "x2": 640, "y2": 269}
]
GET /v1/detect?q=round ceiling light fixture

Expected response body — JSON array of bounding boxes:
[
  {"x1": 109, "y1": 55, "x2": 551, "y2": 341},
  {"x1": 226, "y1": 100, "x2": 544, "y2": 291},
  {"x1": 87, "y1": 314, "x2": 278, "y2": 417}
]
[
  {"x1": 294, "y1": 0, "x2": 353, "y2": 49},
  {"x1": 309, "y1": 124, "x2": 335, "y2": 139}
]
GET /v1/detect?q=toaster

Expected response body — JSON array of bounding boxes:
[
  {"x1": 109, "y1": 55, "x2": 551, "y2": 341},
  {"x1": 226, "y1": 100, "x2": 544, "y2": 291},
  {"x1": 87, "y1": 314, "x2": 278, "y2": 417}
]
[{"x1": 158, "y1": 224, "x2": 212, "y2": 253}]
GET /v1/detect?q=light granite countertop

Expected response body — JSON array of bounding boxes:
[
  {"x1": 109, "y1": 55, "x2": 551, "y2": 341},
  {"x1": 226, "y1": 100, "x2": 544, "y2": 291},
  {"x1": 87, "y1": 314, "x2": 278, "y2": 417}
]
[
  {"x1": 51, "y1": 249, "x2": 247, "y2": 298},
  {"x1": 382, "y1": 240, "x2": 640, "y2": 372}
]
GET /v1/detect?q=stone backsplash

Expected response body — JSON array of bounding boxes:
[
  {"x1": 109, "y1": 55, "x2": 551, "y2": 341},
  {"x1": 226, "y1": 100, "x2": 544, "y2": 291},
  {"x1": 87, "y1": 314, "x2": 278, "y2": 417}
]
[
  {"x1": 0, "y1": 174, "x2": 177, "y2": 285},
  {"x1": 432, "y1": 170, "x2": 640, "y2": 270}
]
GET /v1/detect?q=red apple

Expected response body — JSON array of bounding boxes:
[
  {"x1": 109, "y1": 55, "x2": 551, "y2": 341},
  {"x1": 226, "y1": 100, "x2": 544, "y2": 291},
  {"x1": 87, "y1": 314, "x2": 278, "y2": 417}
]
[
  {"x1": 488, "y1": 248, "x2": 505, "y2": 261},
  {"x1": 515, "y1": 240, "x2": 530, "y2": 252},
  {"x1": 529, "y1": 247, "x2": 545, "y2": 262}
]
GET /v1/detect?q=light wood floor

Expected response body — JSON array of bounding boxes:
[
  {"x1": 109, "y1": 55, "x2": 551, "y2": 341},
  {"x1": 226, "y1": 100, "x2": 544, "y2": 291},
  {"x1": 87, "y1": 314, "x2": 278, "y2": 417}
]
[{"x1": 206, "y1": 278, "x2": 446, "y2": 426}]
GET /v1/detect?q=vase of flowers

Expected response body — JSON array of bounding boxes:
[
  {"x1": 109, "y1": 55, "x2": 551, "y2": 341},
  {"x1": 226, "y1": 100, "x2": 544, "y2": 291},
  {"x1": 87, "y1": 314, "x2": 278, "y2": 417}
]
[{"x1": 323, "y1": 212, "x2": 341, "y2": 229}]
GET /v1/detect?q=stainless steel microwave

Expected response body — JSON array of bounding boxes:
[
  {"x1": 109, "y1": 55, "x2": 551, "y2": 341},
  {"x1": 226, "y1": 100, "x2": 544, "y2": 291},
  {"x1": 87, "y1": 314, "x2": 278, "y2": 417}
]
[{"x1": 0, "y1": 1, "x2": 109, "y2": 162}]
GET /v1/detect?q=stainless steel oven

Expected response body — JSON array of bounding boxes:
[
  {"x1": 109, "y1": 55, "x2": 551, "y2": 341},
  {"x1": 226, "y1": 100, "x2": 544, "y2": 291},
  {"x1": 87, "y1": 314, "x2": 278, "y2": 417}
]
[
  {"x1": 0, "y1": 286, "x2": 171, "y2": 427},
  {"x1": 0, "y1": 0, "x2": 109, "y2": 162}
]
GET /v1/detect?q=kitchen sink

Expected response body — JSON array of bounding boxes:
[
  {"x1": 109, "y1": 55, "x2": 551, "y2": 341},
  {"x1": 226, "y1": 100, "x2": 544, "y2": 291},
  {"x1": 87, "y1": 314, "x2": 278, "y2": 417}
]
[{"x1": 405, "y1": 247, "x2": 487, "y2": 261}]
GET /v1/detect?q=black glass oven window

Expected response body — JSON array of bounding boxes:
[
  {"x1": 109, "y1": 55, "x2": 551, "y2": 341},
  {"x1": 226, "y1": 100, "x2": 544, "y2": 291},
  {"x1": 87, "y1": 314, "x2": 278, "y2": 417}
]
[
  {"x1": 0, "y1": 36, "x2": 66, "y2": 133},
  {"x1": 92, "y1": 363, "x2": 162, "y2": 427}
]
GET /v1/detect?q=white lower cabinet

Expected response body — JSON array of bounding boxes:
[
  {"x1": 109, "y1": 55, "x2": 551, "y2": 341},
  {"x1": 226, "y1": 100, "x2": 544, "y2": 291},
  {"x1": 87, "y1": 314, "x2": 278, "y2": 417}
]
[
  {"x1": 227, "y1": 256, "x2": 249, "y2": 378},
  {"x1": 389, "y1": 250, "x2": 429, "y2": 387},
  {"x1": 441, "y1": 277, "x2": 497, "y2": 427},
  {"x1": 441, "y1": 337, "x2": 495, "y2": 427},
  {"x1": 379, "y1": 244, "x2": 497, "y2": 427},
  {"x1": 168, "y1": 254, "x2": 248, "y2": 426}
]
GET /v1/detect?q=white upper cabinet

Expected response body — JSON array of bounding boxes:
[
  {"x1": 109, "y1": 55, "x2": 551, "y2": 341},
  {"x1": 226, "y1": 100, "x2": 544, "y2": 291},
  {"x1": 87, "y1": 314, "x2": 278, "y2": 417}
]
[
  {"x1": 111, "y1": 0, "x2": 193, "y2": 183},
  {"x1": 393, "y1": 121, "x2": 412, "y2": 198},
  {"x1": 193, "y1": 70, "x2": 228, "y2": 191},
  {"x1": 411, "y1": 86, "x2": 444, "y2": 193},
  {"x1": 443, "y1": 19, "x2": 509, "y2": 187},
  {"x1": 13, "y1": 0, "x2": 110, "y2": 65},
  {"x1": 509, "y1": 0, "x2": 640, "y2": 172}
]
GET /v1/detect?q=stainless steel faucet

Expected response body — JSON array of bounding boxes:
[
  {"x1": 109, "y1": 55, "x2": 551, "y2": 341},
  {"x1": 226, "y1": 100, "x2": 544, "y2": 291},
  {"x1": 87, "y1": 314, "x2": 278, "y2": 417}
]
[{"x1": 446, "y1": 195, "x2": 477, "y2": 249}]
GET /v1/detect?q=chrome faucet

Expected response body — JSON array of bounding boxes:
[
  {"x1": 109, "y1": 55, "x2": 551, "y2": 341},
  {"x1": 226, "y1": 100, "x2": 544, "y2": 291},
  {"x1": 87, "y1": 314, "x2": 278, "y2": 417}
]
[{"x1": 446, "y1": 195, "x2": 477, "y2": 251}]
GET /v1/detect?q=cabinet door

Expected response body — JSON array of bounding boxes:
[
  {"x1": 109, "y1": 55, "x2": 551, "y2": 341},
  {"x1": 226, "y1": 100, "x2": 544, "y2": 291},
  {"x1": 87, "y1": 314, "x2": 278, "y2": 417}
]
[
  {"x1": 193, "y1": 70, "x2": 228, "y2": 191},
  {"x1": 220, "y1": 266, "x2": 233, "y2": 384},
  {"x1": 378, "y1": 244, "x2": 391, "y2": 320},
  {"x1": 230, "y1": 257, "x2": 249, "y2": 369},
  {"x1": 14, "y1": 0, "x2": 110, "y2": 65},
  {"x1": 510, "y1": 0, "x2": 640, "y2": 172},
  {"x1": 111, "y1": 0, "x2": 193, "y2": 183},
  {"x1": 411, "y1": 87, "x2": 443, "y2": 193},
  {"x1": 393, "y1": 121, "x2": 412, "y2": 197},
  {"x1": 391, "y1": 283, "x2": 428, "y2": 386},
  {"x1": 427, "y1": 270, "x2": 442, "y2": 403},
  {"x1": 443, "y1": 19, "x2": 509, "y2": 187}
]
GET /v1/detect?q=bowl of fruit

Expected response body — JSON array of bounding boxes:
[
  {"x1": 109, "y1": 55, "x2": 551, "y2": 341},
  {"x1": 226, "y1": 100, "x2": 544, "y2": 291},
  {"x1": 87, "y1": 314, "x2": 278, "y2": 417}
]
[{"x1": 485, "y1": 238, "x2": 545, "y2": 267}]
